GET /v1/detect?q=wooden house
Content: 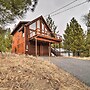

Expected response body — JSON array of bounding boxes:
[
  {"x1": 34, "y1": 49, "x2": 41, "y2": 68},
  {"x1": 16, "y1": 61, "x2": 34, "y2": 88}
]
[{"x1": 11, "y1": 16, "x2": 62, "y2": 56}]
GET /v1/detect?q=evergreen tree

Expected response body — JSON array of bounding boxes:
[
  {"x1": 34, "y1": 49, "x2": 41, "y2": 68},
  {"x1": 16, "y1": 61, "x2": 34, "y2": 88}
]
[
  {"x1": 83, "y1": 10, "x2": 90, "y2": 57},
  {"x1": 83, "y1": 10, "x2": 90, "y2": 27},
  {"x1": 63, "y1": 17, "x2": 85, "y2": 56},
  {"x1": 0, "y1": 28, "x2": 12, "y2": 53},
  {"x1": 86, "y1": 29, "x2": 90, "y2": 56},
  {"x1": 5, "y1": 29, "x2": 12, "y2": 52},
  {"x1": 46, "y1": 15, "x2": 58, "y2": 34},
  {"x1": 0, "y1": 0, "x2": 38, "y2": 25},
  {"x1": 0, "y1": 28, "x2": 6, "y2": 53},
  {"x1": 46, "y1": 15, "x2": 61, "y2": 50},
  {"x1": 63, "y1": 23, "x2": 73, "y2": 56}
]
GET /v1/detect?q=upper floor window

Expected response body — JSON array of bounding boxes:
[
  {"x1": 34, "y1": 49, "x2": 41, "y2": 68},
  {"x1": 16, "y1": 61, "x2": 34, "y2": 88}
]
[
  {"x1": 42, "y1": 23, "x2": 44, "y2": 33},
  {"x1": 29, "y1": 22, "x2": 36, "y2": 30},
  {"x1": 45, "y1": 28, "x2": 47, "y2": 34},
  {"x1": 22, "y1": 33, "x2": 24, "y2": 37},
  {"x1": 22, "y1": 28, "x2": 25, "y2": 37},
  {"x1": 26, "y1": 45, "x2": 28, "y2": 50},
  {"x1": 37, "y1": 20, "x2": 40, "y2": 28}
]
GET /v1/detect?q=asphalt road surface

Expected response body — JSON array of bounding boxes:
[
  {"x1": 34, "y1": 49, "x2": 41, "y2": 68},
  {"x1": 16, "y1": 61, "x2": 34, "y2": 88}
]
[{"x1": 40, "y1": 57, "x2": 90, "y2": 86}]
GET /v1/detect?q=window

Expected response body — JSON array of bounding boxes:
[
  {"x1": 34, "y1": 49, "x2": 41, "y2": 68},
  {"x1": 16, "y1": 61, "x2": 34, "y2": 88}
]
[
  {"x1": 22, "y1": 33, "x2": 24, "y2": 37},
  {"x1": 26, "y1": 45, "x2": 28, "y2": 50},
  {"x1": 29, "y1": 22, "x2": 36, "y2": 30},
  {"x1": 42, "y1": 23, "x2": 44, "y2": 33},
  {"x1": 37, "y1": 20, "x2": 40, "y2": 28},
  {"x1": 22, "y1": 29, "x2": 24, "y2": 37},
  {"x1": 45, "y1": 28, "x2": 47, "y2": 34}
]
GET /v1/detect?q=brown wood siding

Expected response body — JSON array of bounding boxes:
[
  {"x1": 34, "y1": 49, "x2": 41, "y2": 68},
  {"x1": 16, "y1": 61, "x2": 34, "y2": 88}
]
[
  {"x1": 29, "y1": 41, "x2": 36, "y2": 55},
  {"x1": 24, "y1": 26, "x2": 29, "y2": 54},
  {"x1": 12, "y1": 29, "x2": 25, "y2": 54},
  {"x1": 42, "y1": 43, "x2": 49, "y2": 56},
  {"x1": 27, "y1": 41, "x2": 49, "y2": 56}
]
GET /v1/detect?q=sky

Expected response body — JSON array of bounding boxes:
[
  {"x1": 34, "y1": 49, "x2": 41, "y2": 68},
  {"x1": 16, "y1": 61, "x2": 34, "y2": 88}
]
[{"x1": 9, "y1": 0, "x2": 90, "y2": 36}]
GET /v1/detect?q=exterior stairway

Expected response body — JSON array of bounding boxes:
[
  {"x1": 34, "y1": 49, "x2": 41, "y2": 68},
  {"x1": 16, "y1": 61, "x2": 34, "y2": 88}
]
[{"x1": 51, "y1": 47, "x2": 61, "y2": 56}]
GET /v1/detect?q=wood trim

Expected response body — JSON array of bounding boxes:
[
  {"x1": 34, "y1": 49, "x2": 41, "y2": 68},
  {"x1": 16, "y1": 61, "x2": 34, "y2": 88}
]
[
  {"x1": 37, "y1": 34, "x2": 62, "y2": 42},
  {"x1": 40, "y1": 19, "x2": 42, "y2": 34},
  {"x1": 36, "y1": 38, "x2": 56, "y2": 43},
  {"x1": 49, "y1": 43, "x2": 51, "y2": 57},
  {"x1": 35, "y1": 38, "x2": 37, "y2": 57}
]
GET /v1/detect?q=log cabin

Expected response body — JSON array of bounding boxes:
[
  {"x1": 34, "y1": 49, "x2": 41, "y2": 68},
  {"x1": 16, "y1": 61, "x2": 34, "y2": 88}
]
[{"x1": 11, "y1": 16, "x2": 62, "y2": 56}]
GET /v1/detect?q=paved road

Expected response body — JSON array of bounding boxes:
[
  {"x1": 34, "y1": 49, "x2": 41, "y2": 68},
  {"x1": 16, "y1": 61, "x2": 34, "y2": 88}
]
[{"x1": 40, "y1": 57, "x2": 90, "y2": 86}]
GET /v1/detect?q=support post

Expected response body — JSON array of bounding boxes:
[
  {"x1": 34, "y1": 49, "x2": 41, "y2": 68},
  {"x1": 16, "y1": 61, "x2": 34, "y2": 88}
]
[
  {"x1": 55, "y1": 43, "x2": 56, "y2": 55},
  {"x1": 49, "y1": 42, "x2": 51, "y2": 61},
  {"x1": 59, "y1": 43, "x2": 61, "y2": 56},
  {"x1": 35, "y1": 38, "x2": 37, "y2": 57}
]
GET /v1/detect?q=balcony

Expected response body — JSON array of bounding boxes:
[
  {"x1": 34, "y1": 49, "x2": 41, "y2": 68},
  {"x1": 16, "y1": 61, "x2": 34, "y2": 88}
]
[
  {"x1": 27, "y1": 18, "x2": 62, "y2": 43},
  {"x1": 28, "y1": 28, "x2": 62, "y2": 43}
]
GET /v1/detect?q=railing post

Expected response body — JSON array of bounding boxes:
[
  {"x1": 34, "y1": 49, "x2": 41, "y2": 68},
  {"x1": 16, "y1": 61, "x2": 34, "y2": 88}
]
[
  {"x1": 59, "y1": 43, "x2": 61, "y2": 56},
  {"x1": 29, "y1": 29, "x2": 30, "y2": 38},
  {"x1": 35, "y1": 37, "x2": 37, "y2": 57},
  {"x1": 36, "y1": 29, "x2": 37, "y2": 35}
]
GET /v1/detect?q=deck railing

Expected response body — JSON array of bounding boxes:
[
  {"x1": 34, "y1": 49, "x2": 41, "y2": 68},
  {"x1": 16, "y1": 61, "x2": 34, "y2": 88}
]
[{"x1": 29, "y1": 28, "x2": 62, "y2": 40}]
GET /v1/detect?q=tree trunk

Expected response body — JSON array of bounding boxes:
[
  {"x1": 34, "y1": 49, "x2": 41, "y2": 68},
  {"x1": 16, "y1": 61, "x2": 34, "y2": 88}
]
[
  {"x1": 73, "y1": 51, "x2": 75, "y2": 56},
  {"x1": 68, "y1": 51, "x2": 70, "y2": 56},
  {"x1": 89, "y1": 48, "x2": 90, "y2": 57},
  {"x1": 77, "y1": 51, "x2": 80, "y2": 57},
  {"x1": 0, "y1": 51, "x2": 4, "y2": 59}
]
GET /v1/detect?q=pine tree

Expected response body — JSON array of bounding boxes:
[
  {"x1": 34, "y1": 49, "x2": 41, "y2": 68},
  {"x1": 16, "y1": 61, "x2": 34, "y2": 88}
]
[
  {"x1": 83, "y1": 10, "x2": 90, "y2": 27},
  {"x1": 0, "y1": 0, "x2": 38, "y2": 25},
  {"x1": 0, "y1": 28, "x2": 6, "y2": 53},
  {"x1": 46, "y1": 15, "x2": 60, "y2": 49},
  {"x1": 0, "y1": 28, "x2": 12, "y2": 53},
  {"x1": 83, "y1": 10, "x2": 90, "y2": 57},
  {"x1": 86, "y1": 29, "x2": 90, "y2": 56},
  {"x1": 63, "y1": 17, "x2": 85, "y2": 56},
  {"x1": 63, "y1": 23, "x2": 73, "y2": 56},
  {"x1": 46, "y1": 15, "x2": 58, "y2": 34}
]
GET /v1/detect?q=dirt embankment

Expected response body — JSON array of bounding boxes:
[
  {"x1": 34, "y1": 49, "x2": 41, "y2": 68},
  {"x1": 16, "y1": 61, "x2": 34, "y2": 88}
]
[{"x1": 0, "y1": 53, "x2": 90, "y2": 90}]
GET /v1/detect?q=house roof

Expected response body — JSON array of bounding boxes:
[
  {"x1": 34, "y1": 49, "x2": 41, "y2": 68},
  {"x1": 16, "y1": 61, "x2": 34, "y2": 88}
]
[
  {"x1": 11, "y1": 21, "x2": 29, "y2": 35},
  {"x1": 25, "y1": 15, "x2": 52, "y2": 33},
  {"x1": 11, "y1": 16, "x2": 52, "y2": 35}
]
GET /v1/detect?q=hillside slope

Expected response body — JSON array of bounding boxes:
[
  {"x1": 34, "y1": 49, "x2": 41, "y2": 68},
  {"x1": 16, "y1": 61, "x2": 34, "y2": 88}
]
[{"x1": 0, "y1": 54, "x2": 90, "y2": 90}]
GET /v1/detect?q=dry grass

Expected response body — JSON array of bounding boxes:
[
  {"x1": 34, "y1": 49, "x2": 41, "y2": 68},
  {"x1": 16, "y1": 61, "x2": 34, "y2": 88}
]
[{"x1": 0, "y1": 53, "x2": 90, "y2": 90}]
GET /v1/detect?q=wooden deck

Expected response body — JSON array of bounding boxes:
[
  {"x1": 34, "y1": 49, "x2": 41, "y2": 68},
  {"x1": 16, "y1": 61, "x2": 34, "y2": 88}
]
[{"x1": 28, "y1": 28, "x2": 62, "y2": 43}]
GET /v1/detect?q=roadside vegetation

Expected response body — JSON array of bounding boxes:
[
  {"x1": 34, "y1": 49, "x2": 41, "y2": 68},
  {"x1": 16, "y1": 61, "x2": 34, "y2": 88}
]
[{"x1": 0, "y1": 28, "x2": 12, "y2": 54}]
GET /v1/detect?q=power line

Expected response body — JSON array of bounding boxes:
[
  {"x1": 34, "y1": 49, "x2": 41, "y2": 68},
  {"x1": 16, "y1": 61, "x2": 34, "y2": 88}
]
[
  {"x1": 50, "y1": 0, "x2": 88, "y2": 17},
  {"x1": 44, "y1": 0, "x2": 78, "y2": 17}
]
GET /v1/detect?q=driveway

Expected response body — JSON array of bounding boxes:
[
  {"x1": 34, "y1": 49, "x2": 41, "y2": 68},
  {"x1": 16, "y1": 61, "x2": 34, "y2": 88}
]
[{"x1": 39, "y1": 57, "x2": 90, "y2": 86}]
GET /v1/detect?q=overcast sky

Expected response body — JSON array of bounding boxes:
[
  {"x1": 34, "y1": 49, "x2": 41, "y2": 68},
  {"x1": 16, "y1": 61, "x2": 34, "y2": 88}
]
[{"x1": 10, "y1": 0, "x2": 90, "y2": 36}]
